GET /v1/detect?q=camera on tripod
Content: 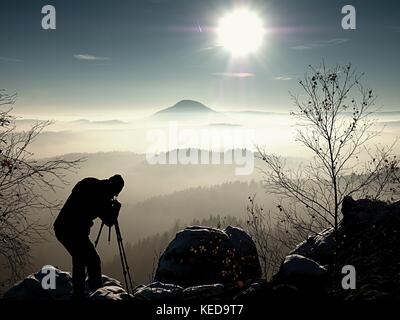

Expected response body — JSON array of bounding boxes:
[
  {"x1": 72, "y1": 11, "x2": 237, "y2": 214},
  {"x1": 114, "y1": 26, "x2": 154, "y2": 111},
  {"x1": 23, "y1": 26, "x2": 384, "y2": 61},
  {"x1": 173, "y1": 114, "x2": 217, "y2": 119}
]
[
  {"x1": 94, "y1": 197, "x2": 134, "y2": 295},
  {"x1": 111, "y1": 198, "x2": 121, "y2": 214},
  {"x1": 103, "y1": 198, "x2": 121, "y2": 227}
]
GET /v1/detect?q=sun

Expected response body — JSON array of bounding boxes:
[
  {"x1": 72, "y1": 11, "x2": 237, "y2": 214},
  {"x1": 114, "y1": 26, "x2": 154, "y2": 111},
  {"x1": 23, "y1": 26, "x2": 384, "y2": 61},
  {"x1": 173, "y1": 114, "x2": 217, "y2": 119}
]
[{"x1": 217, "y1": 8, "x2": 265, "y2": 57}]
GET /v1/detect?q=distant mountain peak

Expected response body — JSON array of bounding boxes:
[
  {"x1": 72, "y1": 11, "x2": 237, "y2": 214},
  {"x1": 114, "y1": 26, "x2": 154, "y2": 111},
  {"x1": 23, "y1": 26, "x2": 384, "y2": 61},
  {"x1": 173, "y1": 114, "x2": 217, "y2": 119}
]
[{"x1": 155, "y1": 100, "x2": 217, "y2": 115}]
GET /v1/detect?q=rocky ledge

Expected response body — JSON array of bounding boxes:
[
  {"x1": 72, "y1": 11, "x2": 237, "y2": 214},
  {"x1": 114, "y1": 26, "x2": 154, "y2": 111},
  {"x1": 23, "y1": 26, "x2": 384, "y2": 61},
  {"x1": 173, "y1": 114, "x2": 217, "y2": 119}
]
[{"x1": 4, "y1": 196, "x2": 400, "y2": 302}]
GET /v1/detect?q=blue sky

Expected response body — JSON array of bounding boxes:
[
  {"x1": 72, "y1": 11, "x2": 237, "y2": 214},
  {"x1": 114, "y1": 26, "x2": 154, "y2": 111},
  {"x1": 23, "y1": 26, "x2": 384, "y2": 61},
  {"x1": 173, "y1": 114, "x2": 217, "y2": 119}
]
[{"x1": 0, "y1": 0, "x2": 399, "y2": 117}]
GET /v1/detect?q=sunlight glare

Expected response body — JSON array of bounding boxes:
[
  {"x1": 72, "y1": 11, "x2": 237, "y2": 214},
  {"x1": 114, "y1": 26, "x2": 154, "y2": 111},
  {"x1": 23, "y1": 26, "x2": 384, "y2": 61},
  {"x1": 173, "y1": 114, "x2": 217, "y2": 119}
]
[{"x1": 217, "y1": 8, "x2": 265, "y2": 57}]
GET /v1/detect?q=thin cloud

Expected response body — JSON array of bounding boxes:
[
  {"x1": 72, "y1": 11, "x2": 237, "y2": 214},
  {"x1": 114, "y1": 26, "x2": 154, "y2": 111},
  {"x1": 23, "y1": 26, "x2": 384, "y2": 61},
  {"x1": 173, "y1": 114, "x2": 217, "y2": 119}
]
[
  {"x1": 274, "y1": 76, "x2": 293, "y2": 81},
  {"x1": 74, "y1": 54, "x2": 110, "y2": 61},
  {"x1": 291, "y1": 38, "x2": 350, "y2": 50},
  {"x1": 213, "y1": 72, "x2": 255, "y2": 78},
  {"x1": 0, "y1": 56, "x2": 22, "y2": 63}
]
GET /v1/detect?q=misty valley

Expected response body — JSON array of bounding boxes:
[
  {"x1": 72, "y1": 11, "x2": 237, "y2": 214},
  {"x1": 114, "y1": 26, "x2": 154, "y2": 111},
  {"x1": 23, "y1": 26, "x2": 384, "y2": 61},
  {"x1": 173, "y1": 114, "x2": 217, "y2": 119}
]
[{"x1": 1, "y1": 0, "x2": 400, "y2": 313}]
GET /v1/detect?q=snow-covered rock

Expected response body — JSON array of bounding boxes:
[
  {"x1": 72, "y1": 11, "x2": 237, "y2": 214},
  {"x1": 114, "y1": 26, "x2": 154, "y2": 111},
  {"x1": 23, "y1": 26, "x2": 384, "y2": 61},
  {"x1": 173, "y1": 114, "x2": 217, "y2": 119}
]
[
  {"x1": 90, "y1": 285, "x2": 132, "y2": 301},
  {"x1": 3, "y1": 266, "x2": 131, "y2": 301},
  {"x1": 224, "y1": 226, "x2": 262, "y2": 280},
  {"x1": 132, "y1": 282, "x2": 183, "y2": 301},
  {"x1": 278, "y1": 254, "x2": 327, "y2": 278},
  {"x1": 182, "y1": 283, "x2": 226, "y2": 300},
  {"x1": 154, "y1": 226, "x2": 261, "y2": 287},
  {"x1": 290, "y1": 228, "x2": 335, "y2": 265},
  {"x1": 3, "y1": 266, "x2": 72, "y2": 300},
  {"x1": 273, "y1": 254, "x2": 328, "y2": 295}
]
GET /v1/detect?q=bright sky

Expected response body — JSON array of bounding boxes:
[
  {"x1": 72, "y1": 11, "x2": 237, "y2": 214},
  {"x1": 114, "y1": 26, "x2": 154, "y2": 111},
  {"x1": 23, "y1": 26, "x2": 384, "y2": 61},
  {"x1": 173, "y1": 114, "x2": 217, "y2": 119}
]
[{"x1": 0, "y1": 0, "x2": 399, "y2": 118}]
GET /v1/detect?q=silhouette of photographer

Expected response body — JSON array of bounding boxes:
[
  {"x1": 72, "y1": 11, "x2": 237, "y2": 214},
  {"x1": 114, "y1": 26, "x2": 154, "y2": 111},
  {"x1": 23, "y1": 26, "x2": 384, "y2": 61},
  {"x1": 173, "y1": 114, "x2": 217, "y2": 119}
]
[{"x1": 54, "y1": 174, "x2": 124, "y2": 300}]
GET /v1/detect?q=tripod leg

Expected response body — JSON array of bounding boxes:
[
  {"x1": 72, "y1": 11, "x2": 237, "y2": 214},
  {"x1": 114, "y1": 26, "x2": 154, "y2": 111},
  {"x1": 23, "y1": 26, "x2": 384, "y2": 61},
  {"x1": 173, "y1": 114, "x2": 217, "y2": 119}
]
[
  {"x1": 115, "y1": 222, "x2": 135, "y2": 294},
  {"x1": 116, "y1": 233, "x2": 130, "y2": 294},
  {"x1": 119, "y1": 238, "x2": 134, "y2": 294}
]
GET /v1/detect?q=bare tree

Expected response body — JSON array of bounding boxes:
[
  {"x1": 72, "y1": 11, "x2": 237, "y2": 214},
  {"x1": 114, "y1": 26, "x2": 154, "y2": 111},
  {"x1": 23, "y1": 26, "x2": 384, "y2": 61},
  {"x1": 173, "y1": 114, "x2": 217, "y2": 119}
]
[
  {"x1": 258, "y1": 63, "x2": 400, "y2": 252},
  {"x1": 245, "y1": 195, "x2": 288, "y2": 279},
  {"x1": 0, "y1": 90, "x2": 81, "y2": 287}
]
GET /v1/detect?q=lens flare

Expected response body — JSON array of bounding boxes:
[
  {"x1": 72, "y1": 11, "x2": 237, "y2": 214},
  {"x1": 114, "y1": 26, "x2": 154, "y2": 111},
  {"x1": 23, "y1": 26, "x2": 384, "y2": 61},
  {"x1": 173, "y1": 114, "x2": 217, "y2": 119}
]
[{"x1": 217, "y1": 8, "x2": 265, "y2": 57}]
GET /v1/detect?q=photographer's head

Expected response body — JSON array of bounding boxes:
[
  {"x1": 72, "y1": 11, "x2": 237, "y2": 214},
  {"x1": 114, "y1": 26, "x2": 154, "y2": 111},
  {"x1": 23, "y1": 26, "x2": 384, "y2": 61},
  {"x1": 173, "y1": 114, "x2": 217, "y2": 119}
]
[{"x1": 108, "y1": 174, "x2": 124, "y2": 196}]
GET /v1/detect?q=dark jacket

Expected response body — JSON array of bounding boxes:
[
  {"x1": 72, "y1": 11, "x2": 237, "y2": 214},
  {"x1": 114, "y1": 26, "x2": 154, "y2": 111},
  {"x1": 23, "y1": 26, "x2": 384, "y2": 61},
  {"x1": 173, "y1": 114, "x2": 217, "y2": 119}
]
[{"x1": 54, "y1": 177, "x2": 117, "y2": 237}]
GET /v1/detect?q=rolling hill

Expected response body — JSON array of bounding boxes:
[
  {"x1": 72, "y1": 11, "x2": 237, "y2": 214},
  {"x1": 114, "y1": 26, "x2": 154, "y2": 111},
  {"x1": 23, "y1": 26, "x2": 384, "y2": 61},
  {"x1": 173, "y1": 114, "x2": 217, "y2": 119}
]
[{"x1": 151, "y1": 100, "x2": 227, "y2": 123}]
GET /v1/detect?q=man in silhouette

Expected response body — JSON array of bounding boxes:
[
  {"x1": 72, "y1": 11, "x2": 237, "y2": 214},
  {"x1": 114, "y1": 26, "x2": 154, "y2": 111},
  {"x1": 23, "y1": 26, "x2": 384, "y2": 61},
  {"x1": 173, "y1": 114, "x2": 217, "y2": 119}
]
[{"x1": 54, "y1": 174, "x2": 124, "y2": 300}]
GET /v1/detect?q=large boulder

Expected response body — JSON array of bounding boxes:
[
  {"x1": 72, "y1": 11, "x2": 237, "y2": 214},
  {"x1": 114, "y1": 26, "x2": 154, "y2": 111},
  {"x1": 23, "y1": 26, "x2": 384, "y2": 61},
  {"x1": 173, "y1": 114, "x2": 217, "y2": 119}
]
[
  {"x1": 341, "y1": 196, "x2": 397, "y2": 226},
  {"x1": 3, "y1": 266, "x2": 72, "y2": 300},
  {"x1": 275, "y1": 254, "x2": 327, "y2": 279},
  {"x1": 290, "y1": 197, "x2": 400, "y2": 268},
  {"x1": 290, "y1": 227, "x2": 335, "y2": 266},
  {"x1": 273, "y1": 254, "x2": 328, "y2": 295},
  {"x1": 281, "y1": 196, "x2": 400, "y2": 301},
  {"x1": 225, "y1": 226, "x2": 262, "y2": 280},
  {"x1": 154, "y1": 226, "x2": 261, "y2": 287},
  {"x1": 3, "y1": 266, "x2": 131, "y2": 301}
]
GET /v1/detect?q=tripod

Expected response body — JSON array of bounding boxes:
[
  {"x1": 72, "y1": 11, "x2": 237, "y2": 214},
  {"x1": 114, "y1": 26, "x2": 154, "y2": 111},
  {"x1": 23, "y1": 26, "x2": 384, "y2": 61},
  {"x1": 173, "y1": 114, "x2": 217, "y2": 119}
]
[{"x1": 94, "y1": 220, "x2": 135, "y2": 295}]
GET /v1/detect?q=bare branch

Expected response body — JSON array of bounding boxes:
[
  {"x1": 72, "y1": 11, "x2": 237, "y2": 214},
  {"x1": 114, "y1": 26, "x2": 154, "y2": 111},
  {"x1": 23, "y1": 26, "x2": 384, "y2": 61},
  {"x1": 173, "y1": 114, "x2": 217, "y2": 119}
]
[{"x1": 0, "y1": 92, "x2": 83, "y2": 286}]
